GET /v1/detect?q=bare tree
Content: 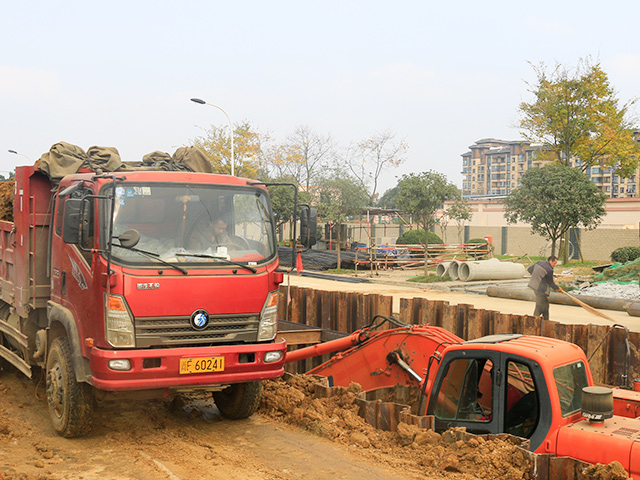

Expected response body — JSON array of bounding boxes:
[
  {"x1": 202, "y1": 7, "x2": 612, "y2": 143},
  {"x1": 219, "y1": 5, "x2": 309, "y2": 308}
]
[
  {"x1": 264, "y1": 126, "x2": 334, "y2": 190},
  {"x1": 345, "y1": 131, "x2": 407, "y2": 204}
]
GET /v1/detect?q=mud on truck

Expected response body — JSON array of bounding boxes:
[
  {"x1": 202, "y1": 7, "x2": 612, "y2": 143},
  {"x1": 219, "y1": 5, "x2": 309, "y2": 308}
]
[{"x1": 0, "y1": 144, "x2": 315, "y2": 437}]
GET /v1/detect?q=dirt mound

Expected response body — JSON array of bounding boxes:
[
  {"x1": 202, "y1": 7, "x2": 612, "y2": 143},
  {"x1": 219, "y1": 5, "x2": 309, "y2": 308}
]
[
  {"x1": 0, "y1": 181, "x2": 14, "y2": 222},
  {"x1": 260, "y1": 374, "x2": 534, "y2": 479},
  {"x1": 584, "y1": 461, "x2": 630, "y2": 479}
]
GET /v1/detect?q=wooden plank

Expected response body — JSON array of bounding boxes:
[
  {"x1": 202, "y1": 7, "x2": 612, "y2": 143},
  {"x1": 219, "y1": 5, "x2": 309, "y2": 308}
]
[
  {"x1": 494, "y1": 312, "x2": 513, "y2": 334},
  {"x1": 288, "y1": 286, "x2": 300, "y2": 324},
  {"x1": 571, "y1": 324, "x2": 589, "y2": 356},
  {"x1": 319, "y1": 290, "x2": 333, "y2": 331},
  {"x1": 305, "y1": 288, "x2": 318, "y2": 327},
  {"x1": 441, "y1": 304, "x2": 458, "y2": 337},
  {"x1": 587, "y1": 324, "x2": 609, "y2": 385},
  {"x1": 518, "y1": 315, "x2": 542, "y2": 337},
  {"x1": 467, "y1": 308, "x2": 486, "y2": 340},
  {"x1": 277, "y1": 330, "x2": 323, "y2": 345},
  {"x1": 414, "y1": 297, "x2": 427, "y2": 325},
  {"x1": 426, "y1": 300, "x2": 445, "y2": 328},
  {"x1": 456, "y1": 303, "x2": 471, "y2": 340},
  {"x1": 399, "y1": 298, "x2": 413, "y2": 325},
  {"x1": 337, "y1": 291, "x2": 349, "y2": 334},
  {"x1": 610, "y1": 327, "x2": 629, "y2": 388},
  {"x1": 376, "y1": 294, "x2": 393, "y2": 320}
]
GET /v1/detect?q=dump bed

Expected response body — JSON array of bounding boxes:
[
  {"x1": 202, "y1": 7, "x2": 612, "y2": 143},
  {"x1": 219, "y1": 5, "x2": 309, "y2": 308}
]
[{"x1": 0, "y1": 166, "x2": 52, "y2": 317}]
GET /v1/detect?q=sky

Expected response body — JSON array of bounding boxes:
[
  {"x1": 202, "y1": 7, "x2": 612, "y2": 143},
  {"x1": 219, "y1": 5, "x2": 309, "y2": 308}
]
[{"x1": 2, "y1": 1, "x2": 639, "y2": 196}]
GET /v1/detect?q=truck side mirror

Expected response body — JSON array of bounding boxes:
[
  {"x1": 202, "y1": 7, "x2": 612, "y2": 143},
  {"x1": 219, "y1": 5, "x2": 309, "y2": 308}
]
[
  {"x1": 118, "y1": 229, "x2": 140, "y2": 249},
  {"x1": 62, "y1": 197, "x2": 90, "y2": 245},
  {"x1": 300, "y1": 207, "x2": 317, "y2": 248}
]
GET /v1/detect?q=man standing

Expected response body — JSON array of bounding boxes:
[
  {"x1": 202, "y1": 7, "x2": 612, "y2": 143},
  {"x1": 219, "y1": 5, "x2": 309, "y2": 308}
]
[{"x1": 527, "y1": 255, "x2": 563, "y2": 320}]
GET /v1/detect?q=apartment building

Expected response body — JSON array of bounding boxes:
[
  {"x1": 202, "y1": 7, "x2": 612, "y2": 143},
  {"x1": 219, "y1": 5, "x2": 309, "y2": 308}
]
[{"x1": 461, "y1": 138, "x2": 640, "y2": 198}]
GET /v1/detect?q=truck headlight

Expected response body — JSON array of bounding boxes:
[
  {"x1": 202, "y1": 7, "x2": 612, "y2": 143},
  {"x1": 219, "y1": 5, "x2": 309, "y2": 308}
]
[
  {"x1": 258, "y1": 291, "x2": 278, "y2": 341},
  {"x1": 106, "y1": 295, "x2": 135, "y2": 348}
]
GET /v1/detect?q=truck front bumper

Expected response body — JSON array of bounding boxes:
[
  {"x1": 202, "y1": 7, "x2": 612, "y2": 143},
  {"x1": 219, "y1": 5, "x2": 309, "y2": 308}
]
[{"x1": 88, "y1": 340, "x2": 286, "y2": 391}]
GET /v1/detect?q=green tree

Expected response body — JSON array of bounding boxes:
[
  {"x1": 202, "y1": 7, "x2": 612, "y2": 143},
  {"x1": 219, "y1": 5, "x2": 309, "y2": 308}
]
[
  {"x1": 316, "y1": 171, "x2": 369, "y2": 268},
  {"x1": 265, "y1": 176, "x2": 313, "y2": 240},
  {"x1": 192, "y1": 121, "x2": 265, "y2": 178},
  {"x1": 378, "y1": 185, "x2": 399, "y2": 209},
  {"x1": 394, "y1": 171, "x2": 460, "y2": 276},
  {"x1": 519, "y1": 58, "x2": 640, "y2": 175},
  {"x1": 504, "y1": 164, "x2": 606, "y2": 259}
]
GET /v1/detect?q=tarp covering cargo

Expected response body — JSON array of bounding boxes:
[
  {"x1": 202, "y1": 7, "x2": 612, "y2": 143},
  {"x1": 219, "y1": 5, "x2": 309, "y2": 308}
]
[{"x1": 37, "y1": 142, "x2": 214, "y2": 184}]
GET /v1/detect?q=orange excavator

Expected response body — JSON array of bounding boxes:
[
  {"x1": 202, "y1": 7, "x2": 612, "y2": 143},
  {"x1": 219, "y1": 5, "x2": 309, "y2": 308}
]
[{"x1": 285, "y1": 316, "x2": 640, "y2": 478}]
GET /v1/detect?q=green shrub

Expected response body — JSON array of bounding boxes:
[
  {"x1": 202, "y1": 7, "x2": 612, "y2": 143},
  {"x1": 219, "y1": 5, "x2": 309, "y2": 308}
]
[
  {"x1": 396, "y1": 230, "x2": 443, "y2": 245},
  {"x1": 466, "y1": 238, "x2": 492, "y2": 259},
  {"x1": 611, "y1": 246, "x2": 640, "y2": 263}
]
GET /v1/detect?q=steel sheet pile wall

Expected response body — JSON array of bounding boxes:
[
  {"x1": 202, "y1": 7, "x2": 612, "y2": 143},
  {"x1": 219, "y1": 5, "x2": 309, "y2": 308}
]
[
  {"x1": 279, "y1": 286, "x2": 638, "y2": 387},
  {"x1": 278, "y1": 285, "x2": 392, "y2": 373}
]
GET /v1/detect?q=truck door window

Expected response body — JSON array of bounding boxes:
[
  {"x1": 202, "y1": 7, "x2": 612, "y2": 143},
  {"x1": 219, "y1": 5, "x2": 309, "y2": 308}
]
[
  {"x1": 553, "y1": 361, "x2": 589, "y2": 416},
  {"x1": 504, "y1": 361, "x2": 539, "y2": 438},
  {"x1": 434, "y1": 358, "x2": 493, "y2": 422}
]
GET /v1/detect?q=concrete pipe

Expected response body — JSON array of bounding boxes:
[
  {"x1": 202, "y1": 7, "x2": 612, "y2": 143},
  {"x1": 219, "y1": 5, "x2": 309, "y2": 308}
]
[
  {"x1": 458, "y1": 258, "x2": 526, "y2": 282},
  {"x1": 448, "y1": 260, "x2": 461, "y2": 281},
  {"x1": 436, "y1": 262, "x2": 452, "y2": 277}
]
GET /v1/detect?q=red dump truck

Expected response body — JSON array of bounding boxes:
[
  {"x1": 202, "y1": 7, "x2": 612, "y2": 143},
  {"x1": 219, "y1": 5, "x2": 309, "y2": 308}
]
[
  {"x1": 287, "y1": 321, "x2": 640, "y2": 478},
  {"x1": 0, "y1": 164, "x2": 312, "y2": 437}
]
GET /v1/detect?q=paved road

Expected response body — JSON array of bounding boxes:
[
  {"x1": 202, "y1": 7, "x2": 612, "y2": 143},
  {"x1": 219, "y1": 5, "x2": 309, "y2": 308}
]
[{"x1": 286, "y1": 271, "x2": 640, "y2": 332}]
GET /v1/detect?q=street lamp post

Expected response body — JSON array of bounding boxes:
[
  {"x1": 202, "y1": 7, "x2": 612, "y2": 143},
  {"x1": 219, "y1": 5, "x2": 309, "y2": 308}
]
[
  {"x1": 190, "y1": 98, "x2": 235, "y2": 176},
  {"x1": 8, "y1": 149, "x2": 32, "y2": 162}
]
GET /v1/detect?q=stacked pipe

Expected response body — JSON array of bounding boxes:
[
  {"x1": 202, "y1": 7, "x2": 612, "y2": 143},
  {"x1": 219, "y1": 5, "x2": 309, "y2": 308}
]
[{"x1": 436, "y1": 258, "x2": 525, "y2": 282}]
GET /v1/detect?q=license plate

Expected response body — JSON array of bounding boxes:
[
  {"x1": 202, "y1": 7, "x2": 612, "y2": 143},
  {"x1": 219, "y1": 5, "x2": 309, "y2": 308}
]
[{"x1": 179, "y1": 356, "x2": 224, "y2": 374}]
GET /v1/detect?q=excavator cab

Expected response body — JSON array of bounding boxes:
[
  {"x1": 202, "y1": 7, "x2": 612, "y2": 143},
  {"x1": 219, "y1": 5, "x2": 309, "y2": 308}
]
[{"x1": 427, "y1": 348, "x2": 554, "y2": 451}]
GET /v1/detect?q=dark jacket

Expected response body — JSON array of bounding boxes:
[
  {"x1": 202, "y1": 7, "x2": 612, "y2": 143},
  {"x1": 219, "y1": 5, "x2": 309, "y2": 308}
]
[{"x1": 527, "y1": 261, "x2": 559, "y2": 296}]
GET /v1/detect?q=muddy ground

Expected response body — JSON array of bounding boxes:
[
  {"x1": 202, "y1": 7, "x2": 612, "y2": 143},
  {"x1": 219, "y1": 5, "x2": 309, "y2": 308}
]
[
  {"x1": 0, "y1": 366, "x2": 629, "y2": 480},
  {"x1": 0, "y1": 275, "x2": 635, "y2": 480}
]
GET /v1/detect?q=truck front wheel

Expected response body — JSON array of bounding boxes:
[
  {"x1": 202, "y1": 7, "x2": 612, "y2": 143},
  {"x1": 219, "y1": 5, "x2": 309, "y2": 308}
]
[
  {"x1": 46, "y1": 337, "x2": 93, "y2": 437},
  {"x1": 213, "y1": 381, "x2": 262, "y2": 420}
]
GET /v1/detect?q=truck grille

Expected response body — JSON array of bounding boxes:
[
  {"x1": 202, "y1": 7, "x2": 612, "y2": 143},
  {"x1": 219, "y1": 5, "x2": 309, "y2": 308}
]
[{"x1": 135, "y1": 314, "x2": 260, "y2": 348}]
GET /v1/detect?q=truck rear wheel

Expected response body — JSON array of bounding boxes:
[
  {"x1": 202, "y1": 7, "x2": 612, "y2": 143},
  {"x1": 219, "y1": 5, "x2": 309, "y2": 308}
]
[
  {"x1": 213, "y1": 381, "x2": 262, "y2": 420},
  {"x1": 46, "y1": 337, "x2": 93, "y2": 437}
]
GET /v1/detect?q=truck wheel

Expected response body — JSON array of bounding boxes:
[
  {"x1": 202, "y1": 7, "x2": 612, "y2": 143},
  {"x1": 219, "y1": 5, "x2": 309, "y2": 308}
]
[
  {"x1": 46, "y1": 337, "x2": 93, "y2": 437},
  {"x1": 213, "y1": 381, "x2": 262, "y2": 420}
]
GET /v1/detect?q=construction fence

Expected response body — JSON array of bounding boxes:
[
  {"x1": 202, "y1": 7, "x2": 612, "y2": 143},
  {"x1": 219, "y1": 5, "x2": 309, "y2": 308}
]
[
  {"x1": 313, "y1": 223, "x2": 640, "y2": 262},
  {"x1": 278, "y1": 285, "x2": 637, "y2": 388}
]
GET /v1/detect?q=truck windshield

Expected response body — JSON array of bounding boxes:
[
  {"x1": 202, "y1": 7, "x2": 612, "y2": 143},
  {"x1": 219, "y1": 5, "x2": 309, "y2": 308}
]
[
  {"x1": 553, "y1": 361, "x2": 589, "y2": 416},
  {"x1": 102, "y1": 182, "x2": 276, "y2": 267}
]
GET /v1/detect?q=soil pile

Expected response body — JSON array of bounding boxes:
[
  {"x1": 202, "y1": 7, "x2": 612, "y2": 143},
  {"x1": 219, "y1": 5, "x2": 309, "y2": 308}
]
[
  {"x1": 584, "y1": 461, "x2": 630, "y2": 479},
  {"x1": 260, "y1": 374, "x2": 535, "y2": 480},
  {"x1": 0, "y1": 181, "x2": 14, "y2": 222}
]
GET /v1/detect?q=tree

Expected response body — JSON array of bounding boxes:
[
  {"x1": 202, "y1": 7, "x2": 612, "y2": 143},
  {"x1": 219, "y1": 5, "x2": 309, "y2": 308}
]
[
  {"x1": 378, "y1": 186, "x2": 399, "y2": 209},
  {"x1": 394, "y1": 171, "x2": 460, "y2": 276},
  {"x1": 315, "y1": 171, "x2": 369, "y2": 268},
  {"x1": 262, "y1": 126, "x2": 334, "y2": 190},
  {"x1": 447, "y1": 198, "x2": 472, "y2": 243},
  {"x1": 504, "y1": 164, "x2": 606, "y2": 259},
  {"x1": 519, "y1": 58, "x2": 640, "y2": 175},
  {"x1": 192, "y1": 121, "x2": 265, "y2": 178},
  {"x1": 346, "y1": 131, "x2": 407, "y2": 204},
  {"x1": 265, "y1": 176, "x2": 313, "y2": 241}
]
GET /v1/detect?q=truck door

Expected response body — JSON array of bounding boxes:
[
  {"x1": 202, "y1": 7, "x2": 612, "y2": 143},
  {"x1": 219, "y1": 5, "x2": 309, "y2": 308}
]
[
  {"x1": 51, "y1": 186, "x2": 101, "y2": 338},
  {"x1": 427, "y1": 351, "x2": 552, "y2": 449}
]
